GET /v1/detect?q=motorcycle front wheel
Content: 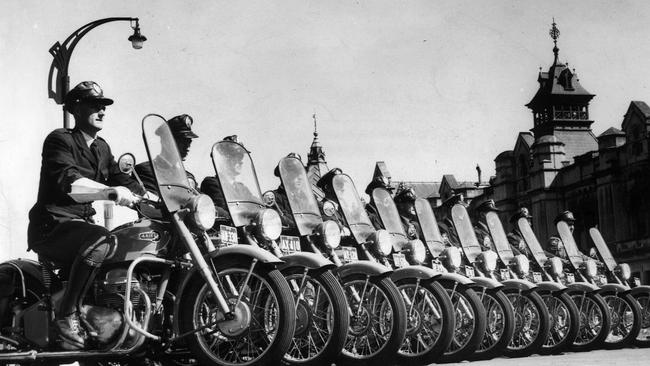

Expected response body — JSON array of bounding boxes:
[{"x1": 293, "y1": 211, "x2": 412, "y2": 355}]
[
  {"x1": 471, "y1": 289, "x2": 515, "y2": 360},
  {"x1": 539, "y1": 291, "x2": 580, "y2": 354},
  {"x1": 503, "y1": 289, "x2": 550, "y2": 357},
  {"x1": 438, "y1": 284, "x2": 486, "y2": 363},
  {"x1": 633, "y1": 291, "x2": 650, "y2": 347},
  {"x1": 569, "y1": 291, "x2": 611, "y2": 351},
  {"x1": 337, "y1": 274, "x2": 407, "y2": 366},
  {"x1": 392, "y1": 279, "x2": 455, "y2": 365},
  {"x1": 179, "y1": 257, "x2": 296, "y2": 366},
  {"x1": 601, "y1": 291, "x2": 641, "y2": 349},
  {"x1": 281, "y1": 268, "x2": 349, "y2": 366}
]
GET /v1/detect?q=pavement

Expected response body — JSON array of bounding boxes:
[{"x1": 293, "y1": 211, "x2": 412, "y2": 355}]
[{"x1": 437, "y1": 348, "x2": 650, "y2": 366}]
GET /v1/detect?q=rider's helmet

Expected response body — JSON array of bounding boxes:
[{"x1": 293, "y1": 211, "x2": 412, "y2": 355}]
[
  {"x1": 274, "y1": 152, "x2": 302, "y2": 177},
  {"x1": 509, "y1": 207, "x2": 532, "y2": 223},
  {"x1": 365, "y1": 176, "x2": 391, "y2": 196},
  {"x1": 317, "y1": 168, "x2": 343, "y2": 193},
  {"x1": 64, "y1": 81, "x2": 113, "y2": 112},
  {"x1": 167, "y1": 114, "x2": 199, "y2": 139},
  {"x1": 554, "y1": 210, "x2": 575, "y2": 225}
]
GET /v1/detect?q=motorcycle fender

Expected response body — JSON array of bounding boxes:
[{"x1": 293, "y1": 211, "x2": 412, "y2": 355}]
[
  {"x1": 630, "y1": 285, "x2": 650, "y2": 296},
  {"x1": 437, "y1": 272, "x2": 475, "y2": 286},
  {"x1": 390, "y1": 265, "x2": 441, "y2": 283},
  {"x1": 599, "y1": 283, "x2": 631, "y2": 295},
  {"x1": 535, "y1": 281, "x2": 567, "y2": 293},
  {"x1": 469, "y1": 276, "x2": 504, "y2": 290},
  {"x1": 208, "y1": 245, "x2": 284, "y2": 265},
  {"x1": 335, "y1": 261, "x2": 392, "y2": 279},
  {"x1": 277, "y1": 252, "x2": 336, "y2": 272},
  {"x1": 501, "y1": 278, "x2": 537, "y2": 292},
  {"x1": 566, "y1": 282, "x2": 601, "y2": 293},
  {"x1": 0, "y1": 259, "x2": 45, "y2": 296}
]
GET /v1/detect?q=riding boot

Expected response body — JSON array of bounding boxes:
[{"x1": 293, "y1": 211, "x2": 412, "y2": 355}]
[{"x1": 55, "y1": 259, "x2": 98, "y2": 350}]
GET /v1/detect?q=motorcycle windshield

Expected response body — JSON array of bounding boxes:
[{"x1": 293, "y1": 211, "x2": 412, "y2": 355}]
[
  {"x1": 142, "y1": 115, "x2": 194, "y2": 212},
  {"x1": 517, "y1": 218, "x2": 548, "y2": 268},
  {"x1": 557, "y1": 221, "x2": 583, "y2": 269},
  {"x1": 210, "y1": 141, "x2": 264, "y2": 227},
  {"x1": 372, "y1": 188, "x2": 408, "y2": 249},
  {"x1": 278, "y1": 156, "x2": 323, "y2": 236},
  {"x1": 332, "y1": 174, "x2": 375, "y2": 244},
  {"x1": 589, "y1": 228, "x2": 617, "y2": 272},
  {"x1": 486, "y1": 212, "x2": 514, "y2": 264},
  {"x1": 451, "y1": 204, "x2": 482, "y2": 263},
  {"x1": 414, "y1": 198, "x2": 445, "y2": 257}
]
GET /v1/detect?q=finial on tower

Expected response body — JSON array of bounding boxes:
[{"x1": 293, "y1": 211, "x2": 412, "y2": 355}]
[
  {"x1": 312, "y1": 113, "x2": 318, "y2": 137},
  {"x1": 549, "y1": 18, "x2": 560, "y2": 65}
]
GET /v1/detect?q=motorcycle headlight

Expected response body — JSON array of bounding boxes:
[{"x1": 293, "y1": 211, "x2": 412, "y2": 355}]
[
  {"x1": 189, "y1": 194, "x2": 216, "y2": 231},
  {"x1": 323, "y1": 200, "x2": 337, "y2": 217},
  {"x1": 513, "y1": 254, "x2": 530, "y2": 276},
  {"x1": 405, "y1": 239, "x2": 427, "y2": 264},
  {"x1": 478, "y1": 251, "x2": 498, "y2": 272},
  {"x1": 255, "y1": 209, "x2": 282, "y2": 241},
  {"x1": 442, "y1": 247, "x2": 462, "y2": 270},
  {"x1": 548, "y1": 257, "x2": 563, "y2": 276},
  {"x1": 615, "y1": 263, "x2": 631, "y2": 280},
  {"x1": 370, "y1": 229, "x2": 393, "y2": 256},
  {"x1": 583, "y1": 259, "x2": 598, "y2": 279},
  {"x1": 320, "y1": 220, "x2": 341, "y2": 249}
]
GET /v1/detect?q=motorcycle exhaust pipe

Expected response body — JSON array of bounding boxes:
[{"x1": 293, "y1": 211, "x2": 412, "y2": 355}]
[{"x1": 0, "y1": 349, "x2": 133, "y2": 362}]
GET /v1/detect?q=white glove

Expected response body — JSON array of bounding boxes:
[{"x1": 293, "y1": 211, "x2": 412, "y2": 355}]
[
  {"x1": 112, "y1": 186, "x2": 139, "y2": 207},
  {"x1": 342, "y1": 227, "x2": 352, "y2": 237}
]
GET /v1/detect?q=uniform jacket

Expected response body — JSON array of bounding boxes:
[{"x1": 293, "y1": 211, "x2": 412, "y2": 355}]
[
  {"x1": 28, "y1": 128, "x2": 142, "y2": 247},
  {"x1": 199, "y1": 176, "x2": 232, "y2": 222},
  {"x1": 134, "y1": 161, "x2": 197, "y2": 193},
  {"x1": 365, "y1": 202, "x2": 384, "y2": 230},
  {"x1": 474, "y1": 221, "x2": 495, "y2": 252},
  {"x1": 271, "y1": 185, "x2": 298, "y2": 231}
]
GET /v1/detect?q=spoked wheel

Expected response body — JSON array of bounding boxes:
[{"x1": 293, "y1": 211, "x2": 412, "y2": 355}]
[
  {"x1": 539, "y1": 292, "x2": 579, "y2": 354},
  {"x1": 337, "y1": 274, "x2": 406, "y2": 366},
  {"x1": 503, "y1": 290, "x2": 549, "y2": 357},
  {"x1": 393, "y1": 279, "x2": 454, "y2": 365},
  {"x1": 281, "y1": 268, "x2": 349, "y2": 366},
  {"x1": 569, "y1": 291, "x2": 611, "y2": 351},
  {"x1": 602, "y1": 292, "x2": 641, "y2": 349},
  {"x1": 633, "y1": 291, "x2": 650, "y2": 347},
  {"x1": 438, "y1": 284, "x2": 486, "y2": 363},
  {"x1": 472, "y1": 289, "x2": 515, "y2": 360},
  {"x1": 179, "y1": 257, "x2": 296, "y2": 366}
]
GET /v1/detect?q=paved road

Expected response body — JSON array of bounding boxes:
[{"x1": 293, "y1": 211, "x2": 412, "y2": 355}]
[{"x1": 437, "y1": 348, "x2": 650, "y2": 366}]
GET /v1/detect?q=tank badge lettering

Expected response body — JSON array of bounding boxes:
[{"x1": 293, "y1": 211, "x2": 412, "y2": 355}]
[{"x1": 139, "y1": 231, "x2": 161, "y2": 242}]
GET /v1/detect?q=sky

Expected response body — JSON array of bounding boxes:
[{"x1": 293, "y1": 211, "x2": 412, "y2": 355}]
[{"x1": 2, "y1": 0, "x2": 650, "y2": 260}]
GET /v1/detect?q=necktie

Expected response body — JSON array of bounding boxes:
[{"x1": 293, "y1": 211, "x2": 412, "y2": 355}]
[{"x1": 90, "y1": 140, "x2": 101, "y2": 167}]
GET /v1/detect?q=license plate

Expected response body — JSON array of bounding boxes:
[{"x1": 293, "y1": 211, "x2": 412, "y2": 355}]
[
  {"x1": 465, "y1": 265, "x2": 475, "y2": 277},
  {"x1": 532, "y1": 272, "x2": 542, "y2": 283},
  {"x1": 432, "y1": 261, "x2": 445, "y2": 273},
  {"x1": 566, "y1": 273, "x2": 575, "y2": 284},
  {"x1": 336, "y1": 247, "x2": 358, "y2": 263},
  {"x1": 393, "y1": 253, "x2": 408, "y2": 268},
  {"x1": 279, "y1": 235, "x2": 301, "y2": 255},
  {"x1": 500, "y1": 269, "x2": 510, "y2": 280},
  {"x1": 219, "y1": 225, "x2": 238, "y2": 247},
  {"x1": 634, "y1": 277, "x2": 641, "y2": 287}
]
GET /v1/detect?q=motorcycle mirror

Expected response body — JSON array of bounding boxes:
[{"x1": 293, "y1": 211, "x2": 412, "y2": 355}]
[
  {"x1": 118, "y1": 153, "x2": 137, "y2": 175},
  {"x1": 262, "y1": 191, "x2": 276, "y2": 207}
]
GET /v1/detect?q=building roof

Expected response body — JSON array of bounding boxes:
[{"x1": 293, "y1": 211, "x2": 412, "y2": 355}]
[
  {"x1": 393, "y1": 181, "x2": 441, "y2": 199},
  {"x1": 554, "y1": 129, "x2": 598, "y2": 162},
  {"x1": 598, "y1": 127, "x2": 625, "y2": 138}
]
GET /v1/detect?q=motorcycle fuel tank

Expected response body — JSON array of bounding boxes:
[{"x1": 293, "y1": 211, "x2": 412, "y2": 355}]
[{"x1": 107, "y1": 219, "x2": 172, "y2": 263}]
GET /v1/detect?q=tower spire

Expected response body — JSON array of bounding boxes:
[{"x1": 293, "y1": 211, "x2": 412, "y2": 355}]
[
  {"x1": 550, "y1": 18, "x2": 560, "y2": 65},
  {"x1": 306, "y1": 113, "x2": 329, "y2": 200}
]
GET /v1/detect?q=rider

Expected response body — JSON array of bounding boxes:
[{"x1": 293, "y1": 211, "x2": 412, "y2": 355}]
[
  {"x1": 27, "y1": 81, "x2": 141, "y2": 350},
  {"x1": 265, "y1": 153, "x2": 307, "y2": 231},
  {"x1": 437, "y1": 193, "x2": 464, "y2": 248},
  {"x1": 472, "y1": 199, "x2": 499, "y2": 252},
  {"x1": 316, "y1": 168, "x2": 349, "y2": 232},
  {"x1": 551, "y1": 210, "x2": 603, "y2": 266},
  {"x1": 135, "y1": 114, "x2": 199, "y2": 192},
  {"x1": 364, "y1": 176, "x2": 392, "y2": 230},
  {"x1": 393, "y1": 185, "x2": 422, "y2": 240},
  {"x1": 507, "y1": 207, "x2": 534, "y2": 257}
]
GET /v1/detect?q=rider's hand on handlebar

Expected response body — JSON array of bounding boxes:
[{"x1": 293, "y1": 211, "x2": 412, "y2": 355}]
[{"x1": 112, "y1": 186, "x2": 139, "y2": 207}]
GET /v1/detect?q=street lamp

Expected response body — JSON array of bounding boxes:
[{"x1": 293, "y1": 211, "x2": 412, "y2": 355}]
[{"x1": 47, "y1": 17, "x2": 146, "y2": 128}]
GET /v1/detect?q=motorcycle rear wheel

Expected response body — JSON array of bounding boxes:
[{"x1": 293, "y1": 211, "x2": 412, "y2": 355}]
[
  {"x1": 569, "y1": 291, "x2": 611, "y2": 351},
  {"x1": 503, "y1": 290, "x2": 550, "y2": 357},
  {"x1": 438, "y1": 284, "x2": 486, "y2": 363},
  {"x1": 633, "y1": 291, "x2": 650, "y2": 347},
  {"x1": 179, "y1": 257, "x2": 296, "y2": 366},
  {"x1": 539, "y1": 292, "x2": 580, "y2": 354},
  {"x1": 601, "y1": 291, "x2": 641, "y2": 349}
]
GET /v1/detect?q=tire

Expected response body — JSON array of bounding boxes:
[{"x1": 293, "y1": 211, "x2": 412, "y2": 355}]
[
  {"x1": 601, "y1": 291, "x2": 641, "y2": 349},
  {"x1": 179, "y1": 257, "x2": 296, "y2": 366},
  {"x1": 503, "y1": 290, "x2": 550, "y2": 357},
  {"x1": 471, "y1": 289, "x2": 515, "y2": 360},
  {"x1": 337, "y1": 274, "x2": 407, "y2": 366},
  {"x1": 569, "y1": 291, "x2": 611, "y2": 351},
  {"x1": 392, "y1": 279, "x2": 455, "y2": 365},
  {"x1": 539, "y1": 292, "x2": 580, "y2": 354},
  {"x1": 632, "y1": 291, "x2": 650, "y2": 347},
  {"x1": 438, "y1": 284, "x2": 486, "y2": 363},
  {"x1": 280, "y1": 268, "x2": 349, "y2": 366}
]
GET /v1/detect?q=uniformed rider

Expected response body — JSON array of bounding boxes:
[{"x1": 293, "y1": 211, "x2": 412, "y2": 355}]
[
  {"x1": 507, "y1": 207, "x2": 533, "y2": 257},
  {"x1": 27, "y1": 81, "x2": 141, "y2": 350},
  {"x1": 472, "y1": 199, "x2": 499, "y2": 252},
  {"x1": 264, "y1": 153, "x2": 308, "y2": 232},
  {"x1": 393, "y1": 185, "x2": 422, "y2": 240},
  {"x1": 364, "y1": 176, "x2": 392, "y2": 230},
  {"x1": 437, "y1": 194, "x2": 464, "y2": 248}
]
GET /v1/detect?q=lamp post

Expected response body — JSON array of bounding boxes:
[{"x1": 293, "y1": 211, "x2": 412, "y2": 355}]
[{"x1": 47, "y1": 17, "x2": 147, "y2": 128}]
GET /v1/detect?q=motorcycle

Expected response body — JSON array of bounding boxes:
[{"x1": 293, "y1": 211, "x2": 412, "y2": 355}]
[
  {"x1": 410, "y1": 198, "x2": 488, "y2": 363},
  {"x1": 366, "y1": 187, "x2": 455, "y2": 365},
  {"x1": 0, "y1": 114, "x2": 296, "y2": 366},
  {"x1": 480, "y1": 211, "x2": 559, "y2": 356},
  {"x1": 317, "y1": 170, "x2": 407, "y2": 365},
  {"x1": 556, "y1": 223, "x2": 641, "y2": 349},
  {"x1": 208, "y1": 143, "x2": 349, "y2": 366},
  {"x1": 444, "y1": 203, "x2": 516, "y2": 360}
]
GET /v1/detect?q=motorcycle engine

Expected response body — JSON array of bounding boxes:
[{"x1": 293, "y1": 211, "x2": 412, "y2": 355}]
[{"x1": 97, "y1": 268, "x2": 143, "y2": 309}]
